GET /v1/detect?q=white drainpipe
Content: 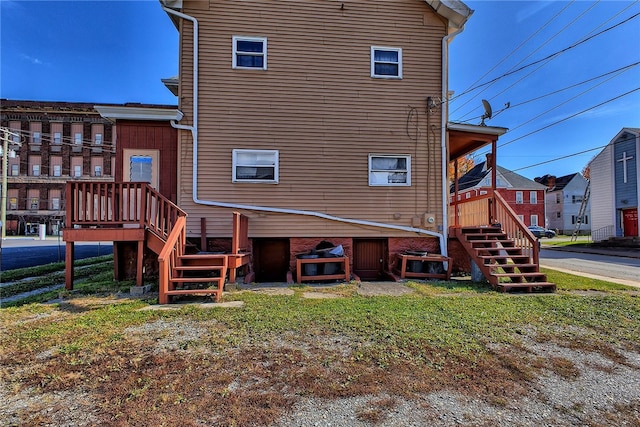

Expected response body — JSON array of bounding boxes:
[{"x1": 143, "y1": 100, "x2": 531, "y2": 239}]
[
  {"x1": 162, "y1": 5, "x2": 448, "y2": 253},
  {"x1": 440, "y1": 25, "x2": 466, "y2": 255}
]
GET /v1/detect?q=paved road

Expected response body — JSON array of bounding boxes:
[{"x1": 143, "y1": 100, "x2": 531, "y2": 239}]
[
  {"x1": 540, "y1": 248, "x2": 640, "y2": 287},
  {"x1": 1, "y1": 239, "x2": 113, "y2": 271}
]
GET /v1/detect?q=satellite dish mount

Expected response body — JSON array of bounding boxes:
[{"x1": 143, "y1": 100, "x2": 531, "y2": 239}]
[{"x1": 480, "y1": 99, "x2": 492, "y2": 126}]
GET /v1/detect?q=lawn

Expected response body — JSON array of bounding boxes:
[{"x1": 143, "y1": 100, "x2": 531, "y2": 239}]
[{"x1": 1, "y1": 260, "x2": 639, "y2": 426}]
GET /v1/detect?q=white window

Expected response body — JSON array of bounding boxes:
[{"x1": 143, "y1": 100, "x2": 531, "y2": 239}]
[
  {"x1": 9, "y1": 197, "x2": 17, "y2": 210},
  {"x1": 74, "y1": 165, "x2": 82, "y2": 178},
  {"x1": 130, "y1": 156, "x2": 153, "y2": 183},
  {"x1": 368, "y1": 155, "x2": 411, "y2": 186},
  {"x1": 530, "y1": 191, "x2": 537, "y2": 204},
  {"x1": 233, "y1": 36, "x2": 267, "y2": 70},
  {"x1": 12, "y1": 133, "x2": 20, "y2": 143},
  {"x1": 11, "y1": 164, "x2": 19, "y2": 176},
  {"x1": 52, "y1": 198, "x2": 60, "y2": 210},
  {"x1": 371, "y1": 47, "x2": 402, "y2": 79},
  {"x1": 53, "y1": 165, "x2": 62, "y2": 177},
  {"x1": 74, "y1": 133, "x2": 82, "y2": 144},
  {"x1": 33, "y1": 132, "x2": 41, "y2": 144},
  {"x1": 95, "y1": 134, "x2": 103, "y2": 145},
  {"x1": 530, "y1": 214, "x2": 539, "y2": 226},
  {"x1": 94, "y1": 166, "x2": 102, "y2": 177},
  {"x1": 515, "y1": 191, "x2": 523, "y2": 204},
  {"x1": 32, "y1": 164, "x2": 40, "y2": 176},
  {"x1": 232, "y1": 149, "x2": 278, "y2": 183},
  {"x1": 517, "y1": 214, "x2": 524, "y2": 222},
  {"x1": 53, "y1": 132, "x2": 62, "y2": 144}
]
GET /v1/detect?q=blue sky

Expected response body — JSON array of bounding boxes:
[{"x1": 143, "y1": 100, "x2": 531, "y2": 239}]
[{"x1": 1, "y1": 0, "x2": 639, "y2": 180}]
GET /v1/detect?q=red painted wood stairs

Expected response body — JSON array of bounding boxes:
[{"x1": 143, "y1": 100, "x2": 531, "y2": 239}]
[{"x1": 454, "y1": 226, "x2": 555, "y2": 292}]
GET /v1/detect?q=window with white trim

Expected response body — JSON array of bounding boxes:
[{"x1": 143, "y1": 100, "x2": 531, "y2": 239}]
[
  {"x1": 530, "y1": 214, "x2": 539, "y2": 226},
  {"x1": 233, "y1": 36, "x2": 267, "y2": 70},
  {"x1": 371, "y1": 47, "x2": 402, "y2": 79},
  {"x1": 515, "y1": 191, "x2": 523, "y2": 204},
  {"x1": 32, "y1": 164, "x2": 40, "y2": 176},
  {"x1": 368, "y1": 155, "x2": 410, "y2": 186},
  {"x1": 232, "y1": 149, "x2": 278, "y2": 183},
  {"x1": 74, "y1": 165, "x2": 82, "y2": 178},
  {"x1": 53, "y1": 165, "x2": 62, "y2": 177},
  {"x1": 94, "y1": 166, "x2": 102, "y2": 177},
  {"x1": 530, "y1": 191, "x2": 537, "y2": 204}
]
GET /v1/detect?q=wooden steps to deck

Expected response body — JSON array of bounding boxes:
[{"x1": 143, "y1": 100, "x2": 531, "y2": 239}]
[
  {"x1": 455, "y1": 226, "x2": 555, "y2": 293},
  {"x1": 163, "y1": 254, "x2": 228, "y2": 303}
]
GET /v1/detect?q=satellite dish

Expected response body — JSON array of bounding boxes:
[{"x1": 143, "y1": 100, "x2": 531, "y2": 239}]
[{"x1": 480, "y1": 99, "x2": 492, "y2": 125}]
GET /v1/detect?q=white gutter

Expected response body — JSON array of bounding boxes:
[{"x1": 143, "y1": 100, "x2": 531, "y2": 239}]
[
  {"x1": 162, "y1": 4, "x2": 448, "y2": 253},
  {"x1": 441, "y1": 28, "x2": 465, "y2": 256}
]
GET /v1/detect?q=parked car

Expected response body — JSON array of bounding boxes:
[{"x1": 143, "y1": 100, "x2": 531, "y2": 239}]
[{"x1": 528, "y1": 225, "x2": 556, "y2": 238}]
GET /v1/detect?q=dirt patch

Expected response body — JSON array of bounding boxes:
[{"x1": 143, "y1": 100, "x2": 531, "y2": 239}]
[{"x1": 357, "y1": 282, "x2": 415, "y2": 297}]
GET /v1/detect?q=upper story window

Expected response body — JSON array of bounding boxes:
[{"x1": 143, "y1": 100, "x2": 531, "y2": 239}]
[
  {"x1": 530, "y1": 191, "x2": 537, "y2": 204},
  {"x1": 515, "y1": 191, "x2": 523, "y2": 204},
  {"x1": 368, "y1": 155, "x2": 411, "y2": 186},
  {"x1": 371, "y1": 47, "x2": 402, "y2": 79},
  {"x1": 95, "y1": 134, "x2": 103, "y2": 145},
  {"x1": 232, "y1": 149, "x2": 278, "y2": 183},
  {"x1": 53, "y1": 132, "x2": 62, "y2": 144},
  {"x1": 74, "y1": 133, "x2": 82, "y2": 144},
  {"x1": 233, "y1": 36, "x2": 267, "y2": 70}
]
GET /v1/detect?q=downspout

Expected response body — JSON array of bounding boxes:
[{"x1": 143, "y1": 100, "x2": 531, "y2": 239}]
[
  {"x1": 441, "y1": 25, "x2": 466, "y2": 256},
  {"x1": 162, "y1": 5, "x2": 447, "y2": 252}
]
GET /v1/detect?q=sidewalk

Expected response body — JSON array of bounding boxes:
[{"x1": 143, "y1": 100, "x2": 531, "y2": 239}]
[
  {"x1": 541, "y1": 243, "x2": 640, "y2": 260},
  {"x1": 1, "y1": 236, "x2": 113, "y2": 248}
]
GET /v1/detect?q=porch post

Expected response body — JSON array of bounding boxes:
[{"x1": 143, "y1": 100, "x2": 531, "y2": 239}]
[
  {"x1": 453, "y1": 159, "x2": 459, "y2": 227},
  {"x1": 490, "y1": 139, "x2": 497, "y2": 223},
  {"x1": 65, "y1": 241, "x2": 74, "y2": 290}
]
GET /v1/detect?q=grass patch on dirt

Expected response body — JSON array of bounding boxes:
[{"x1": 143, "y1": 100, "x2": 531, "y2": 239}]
[
  {"x1": 542, "y1": 267, "x2": 636, "y2": 292},
  {"x1": 1, "y1": 285, "x2": 639, "y2": 426}
]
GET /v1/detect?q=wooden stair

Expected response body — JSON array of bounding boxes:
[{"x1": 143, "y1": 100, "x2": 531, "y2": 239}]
[
  {"x1": 455, "y1": 226, "x2": 555, "y2": 293},
  {"x1": 163, "y1": 254, "x2": 228, "y2": 303}
]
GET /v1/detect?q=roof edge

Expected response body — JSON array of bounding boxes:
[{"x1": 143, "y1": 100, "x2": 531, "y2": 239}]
[
  {"x1": 95, "y1": 105, "x2": 183, "y2": 121},
  {"x1": 448, "y1": 122, "x2": 508, "y2": 136},
  {"x1": 424, "y1": 0, "x2": 474, "y2": 33}
]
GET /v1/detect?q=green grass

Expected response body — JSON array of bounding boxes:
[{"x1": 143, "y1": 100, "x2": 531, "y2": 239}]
[
  {"x1": 543, "y1": 268, "x2": 635, "y2": 292},
  {"x1": 1, "y1": 266, "x2": 638, "y2": 426}
]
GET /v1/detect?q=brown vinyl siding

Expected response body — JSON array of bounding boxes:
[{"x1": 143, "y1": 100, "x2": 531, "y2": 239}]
[{"x1": 178, "y1": 0, "x2": 447, "y2": 237}]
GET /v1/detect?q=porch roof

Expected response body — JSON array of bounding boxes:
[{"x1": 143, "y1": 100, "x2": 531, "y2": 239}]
[{"x1": 448, "y1": 122, "x2": 508, "y2": 161}]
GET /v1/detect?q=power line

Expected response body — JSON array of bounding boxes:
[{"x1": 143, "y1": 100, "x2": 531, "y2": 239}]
[
  {"x1": 458, "y1": 61, "x2": 639, "y2": 125},
  {"x1": 512, "y1": 134, "x2": 639, "y2": 172},
  {"x1": 497, "y1": 87, "x2": 640, "y2": 149},
  {"x1": 452, "y1": 11, "x2": 640, "y2": 102},
  {"x1": 450, "y1": 1, "x2": 575, "y2": 116}
]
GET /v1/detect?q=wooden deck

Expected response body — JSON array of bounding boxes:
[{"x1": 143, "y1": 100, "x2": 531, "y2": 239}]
[{"x1": 63, "y1": 181, "x2": 252, "y2": 303}]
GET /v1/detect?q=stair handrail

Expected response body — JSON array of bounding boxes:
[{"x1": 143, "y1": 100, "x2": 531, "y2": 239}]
[
  {"x1": 158, "y1": 215, "x2": 187, "y2": 304},
  {"x1": 493, "y1": 191, "x2": 540, "y2": 265},
  {"x1": 142, "y1": 184, "x2": 187, "y2": 240}
]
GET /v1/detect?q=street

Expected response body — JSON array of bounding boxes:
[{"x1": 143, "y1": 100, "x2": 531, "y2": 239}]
[
  {"x1": 540, "y1": 248, "x2": 640, "y2": 287},
  {"x1": 0, "y1": 240, "x2": 112, "y2": 271}
]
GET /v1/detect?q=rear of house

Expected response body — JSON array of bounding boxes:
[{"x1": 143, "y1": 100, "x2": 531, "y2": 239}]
[{"x1": 162, "y1": 0, "x2": 472, "y2": 281}]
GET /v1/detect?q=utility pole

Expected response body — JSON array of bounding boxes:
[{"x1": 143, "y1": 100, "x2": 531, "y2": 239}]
[
  {"x1": 1, "y1": 127, "x2": 21, "y2": 240},
  {"x1": 1, "y1": 127, "x2": 9, "y2": 240}
]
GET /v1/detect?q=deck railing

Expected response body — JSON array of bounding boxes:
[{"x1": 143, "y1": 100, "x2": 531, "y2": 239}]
[
  {"x1": 65, "y1": 181, "x2": 186, "y2": 233},
  {"x1": 158, "y1": 215, "x2": 187, "y2": 304},
  {"x1": 450, "y1": 190, "x2": 539, "y2": 265},
  {"x1": 493, "y1": 191, "x2": 539, "y2": 266}
]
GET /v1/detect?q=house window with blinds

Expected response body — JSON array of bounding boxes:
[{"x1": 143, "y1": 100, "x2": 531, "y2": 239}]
[
  {"x1": 368, "y1": 155, "x2": 411, "y2": 186},
  {"x1": 232, "y1": 149, "x2": 278, "y2": 183},
  {"x1": 371, "y1": 47, "x2": 402, "y2": 79},
  {"x1": 233, "y1": 36, "x2": 267, "y2": 70}
]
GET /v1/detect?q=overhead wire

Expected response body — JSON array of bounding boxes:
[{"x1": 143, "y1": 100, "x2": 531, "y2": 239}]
[
  {"x1": 450, "y1": 1, "x2": 575, "y2": 116},
  {"x1": 450, "y1": 10, "x2": 640, "y2": 105}
]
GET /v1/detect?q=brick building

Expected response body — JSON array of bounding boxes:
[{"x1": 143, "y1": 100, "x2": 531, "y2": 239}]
[
  {"x1": 0, "y1": 99, "x2": 115, "y2": 235},
  {"x1": 453, "y1": 160, "x2": 547, "y2": 227}
]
